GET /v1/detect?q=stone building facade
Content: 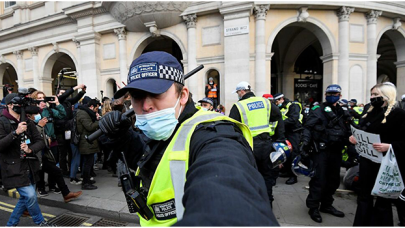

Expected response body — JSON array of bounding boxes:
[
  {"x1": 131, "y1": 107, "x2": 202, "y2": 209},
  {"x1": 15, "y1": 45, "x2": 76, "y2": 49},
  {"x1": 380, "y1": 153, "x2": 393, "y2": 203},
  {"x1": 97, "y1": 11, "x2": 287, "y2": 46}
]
[{"x1": 1, "y1": 1, "x2": 405, "y2": 113}]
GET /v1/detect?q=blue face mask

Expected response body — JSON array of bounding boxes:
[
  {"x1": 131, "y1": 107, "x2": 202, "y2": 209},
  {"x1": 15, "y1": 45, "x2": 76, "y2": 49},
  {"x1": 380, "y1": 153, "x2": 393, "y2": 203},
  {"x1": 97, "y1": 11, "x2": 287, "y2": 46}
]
[
  {"x1": 34, "y1": 114, "x2": 41, "y2": 123},
  {"x1": 202, "y1": 107, "x2": 208, "y2": 111},
  {"x1": 325, "y1": 95, "x2": 340, "y2": 104},
  {"x1": 135, "y1": 96, "x2": 182, "y2": 141}
]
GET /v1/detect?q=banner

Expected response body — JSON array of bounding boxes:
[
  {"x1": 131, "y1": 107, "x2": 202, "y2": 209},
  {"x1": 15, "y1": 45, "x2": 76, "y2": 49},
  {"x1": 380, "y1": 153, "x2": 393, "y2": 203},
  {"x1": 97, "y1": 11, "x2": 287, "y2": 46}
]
[{"x1": 351, "y1": 126, "x2": 383, "y2": 163}]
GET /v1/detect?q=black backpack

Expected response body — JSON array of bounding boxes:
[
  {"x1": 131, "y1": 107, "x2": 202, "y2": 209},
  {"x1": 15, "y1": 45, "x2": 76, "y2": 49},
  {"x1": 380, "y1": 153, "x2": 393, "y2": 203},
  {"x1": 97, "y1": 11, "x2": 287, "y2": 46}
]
[{"x1": 70, "y1": 110, "x2": 81, "y2": 146}]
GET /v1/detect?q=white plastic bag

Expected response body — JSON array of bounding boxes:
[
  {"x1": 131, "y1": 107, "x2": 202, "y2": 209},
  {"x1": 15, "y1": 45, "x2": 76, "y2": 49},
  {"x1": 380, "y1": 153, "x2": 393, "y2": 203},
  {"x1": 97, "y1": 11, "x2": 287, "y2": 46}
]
[
  {"x1": 65, "y1": 130, "x2": 71, "y2": 140},
  {"x1": 371, "y1": 145, "x2": 405, "y2": 199}
]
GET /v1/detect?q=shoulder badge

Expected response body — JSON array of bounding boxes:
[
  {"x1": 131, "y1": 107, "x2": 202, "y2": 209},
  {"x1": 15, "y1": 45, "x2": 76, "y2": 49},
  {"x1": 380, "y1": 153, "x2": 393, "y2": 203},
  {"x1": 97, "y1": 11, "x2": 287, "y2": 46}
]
[{"x1": 324, "y1": 106, "x2": 332, "y2": 112}]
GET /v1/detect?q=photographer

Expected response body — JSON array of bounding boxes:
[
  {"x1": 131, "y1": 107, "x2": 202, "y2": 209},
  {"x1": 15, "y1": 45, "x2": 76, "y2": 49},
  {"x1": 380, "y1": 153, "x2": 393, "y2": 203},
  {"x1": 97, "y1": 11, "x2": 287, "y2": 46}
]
[
  {"x1": 54, "y1": 84, "x2": 86, "y2": 176},
  {"x1": 0, "y1": 93, "x2": 51, "y2": 226},
  {"x1": 31, "y1": 91, "x2": 66, "y2": 194},
  {"x1": 25, "y1": 105, "x2": 82, "y2": 203}
]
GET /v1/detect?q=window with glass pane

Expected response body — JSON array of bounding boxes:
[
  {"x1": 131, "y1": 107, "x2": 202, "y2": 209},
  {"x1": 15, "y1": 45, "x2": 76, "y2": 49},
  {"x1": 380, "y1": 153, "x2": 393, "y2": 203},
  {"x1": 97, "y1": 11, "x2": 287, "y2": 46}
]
[{"x1": 5, "y1": 1, "x2": 16, "y2": 8}]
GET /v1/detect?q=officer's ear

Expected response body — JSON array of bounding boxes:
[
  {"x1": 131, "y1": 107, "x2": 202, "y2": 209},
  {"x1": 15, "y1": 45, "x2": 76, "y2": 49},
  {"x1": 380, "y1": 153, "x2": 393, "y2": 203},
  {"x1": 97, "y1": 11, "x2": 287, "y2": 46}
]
[{"x1": 179, "y1": 86, "x2": 189, "y2": 107}]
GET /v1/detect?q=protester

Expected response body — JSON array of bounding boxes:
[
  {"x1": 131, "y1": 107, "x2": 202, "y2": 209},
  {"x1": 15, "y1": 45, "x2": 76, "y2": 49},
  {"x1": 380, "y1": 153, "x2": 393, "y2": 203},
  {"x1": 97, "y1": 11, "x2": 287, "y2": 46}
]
[
  {"x1": 0, "y1": 93, "x2": 52, "y2": 226},
  {"x1": 31, "y1": 91, "x2": 66, "y2": 194},
  {"x1": 216, "y1": 104, "x2": 225, "y2": 115},
  {"x1": 55, "y1": 84, "x2": 87, "y2": 176},
  {"x1": 98, "y1": 51, "x2": 278, "y2": 225},
  {"x1": 350, "y1": 82, "x2": 405, "y2": 226},
  {"x1": 301, "y1": 84, "x2": 352, "y2": 223},
  {"x1": 25, "y1": 105, "x2": 82, "y2": 203},
  {"x1": 77, "y1": 99, "x2": 100, "y2": 190}
]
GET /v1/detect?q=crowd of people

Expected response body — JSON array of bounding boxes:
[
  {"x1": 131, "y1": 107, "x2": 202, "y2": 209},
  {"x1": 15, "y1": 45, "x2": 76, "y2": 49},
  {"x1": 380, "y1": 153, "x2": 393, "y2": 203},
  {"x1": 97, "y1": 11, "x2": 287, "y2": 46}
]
[{"x1": 0, "y1": 50, "x2": 404, "y2": 226}]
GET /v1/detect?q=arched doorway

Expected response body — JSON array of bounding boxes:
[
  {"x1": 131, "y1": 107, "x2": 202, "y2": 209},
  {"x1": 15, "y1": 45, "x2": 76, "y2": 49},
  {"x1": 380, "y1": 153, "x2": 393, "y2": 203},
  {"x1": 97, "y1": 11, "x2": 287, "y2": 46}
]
[
  {"x1": 270, "y1": 21, "x2": 332, "y2": 104},
  {"x1": 141, "y1": 36, "x2": 183, "y2": 69},
  {"x1": 42, "y1": 52, "x2": 77, "y2": 96},
  {"x1": 106, "y1": 79, "x2": 117, "y2": 99},
  {"x1": 206, "y1": 69, "x2": 220, "y2": 107},
  {"x1": 0, "y1": 63, "x2": 18, "y2": 99},
  {"x1": 377, "y1": 33, "x2": 397, "y2": 84}
]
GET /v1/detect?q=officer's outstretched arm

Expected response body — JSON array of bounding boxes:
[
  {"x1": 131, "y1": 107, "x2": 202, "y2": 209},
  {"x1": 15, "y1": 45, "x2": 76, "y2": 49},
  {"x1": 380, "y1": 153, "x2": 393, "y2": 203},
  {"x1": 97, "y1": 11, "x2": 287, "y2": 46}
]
[{"x1": 176, "y1": 122, "x2": 278, "y2": 226}]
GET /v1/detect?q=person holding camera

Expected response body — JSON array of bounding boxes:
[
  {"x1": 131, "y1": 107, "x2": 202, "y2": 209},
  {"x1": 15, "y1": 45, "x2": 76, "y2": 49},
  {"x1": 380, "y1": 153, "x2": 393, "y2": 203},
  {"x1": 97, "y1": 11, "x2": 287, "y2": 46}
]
[
  {"x1": 98, "y1": 51, "x2": 278, "y2": 226},
  {"x1": 31, "y1": 91, "x2": 66, "y2": 194},
  {"x1": 0, "y1": 93, "x2": 52, "y2": 226},
  {"x1": 54, "y1": 84, "x2": 87, "y2": 176}
]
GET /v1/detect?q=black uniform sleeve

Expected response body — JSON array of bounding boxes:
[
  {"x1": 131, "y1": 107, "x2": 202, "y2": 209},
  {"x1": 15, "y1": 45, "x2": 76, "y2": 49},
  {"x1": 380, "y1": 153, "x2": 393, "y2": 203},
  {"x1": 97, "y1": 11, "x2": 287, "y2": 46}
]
[
  {"x1": 270, "y1": 103, "x2": 285, "y2": 141},
  {"x1": 228, "y1": 104, "x2": 241, "y2": 122},
  {"x1": 204, "y1": 85, "x2": 209, "y2": 97},
  {"x1": 284, "y1": 103, "x2": 301, "y2": 130},
  {"x1": 176, "y1": 122, "x2": 279, "y2": 226},
  {"x1": 302, "y1": 109, "x2": 322, "y2": 143}
]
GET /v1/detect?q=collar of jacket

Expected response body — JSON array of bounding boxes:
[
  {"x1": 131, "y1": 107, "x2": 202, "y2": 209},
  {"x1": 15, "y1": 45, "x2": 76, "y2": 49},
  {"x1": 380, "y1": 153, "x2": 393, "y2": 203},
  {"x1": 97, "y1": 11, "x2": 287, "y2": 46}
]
[
  {"x1": 240, "y1": 92, "x2": 256, "y2": 101},
  {"x1": 2, "y1": 108, "x2": 19, "y2": 123},
  {"x1": 78, "y1": 104, "x2": 97, "y2": 122}
]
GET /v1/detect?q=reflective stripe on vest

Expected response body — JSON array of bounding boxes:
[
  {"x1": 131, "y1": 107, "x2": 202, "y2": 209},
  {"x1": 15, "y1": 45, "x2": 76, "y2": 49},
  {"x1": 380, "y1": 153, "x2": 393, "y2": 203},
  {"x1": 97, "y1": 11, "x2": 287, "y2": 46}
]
[
  {"x1": 137, "y1": 110, "x2": 253, "y2": 226},
  {"x1": 269, "y1": 121, "x2": 278, "y2": 136},
  {"x1": 235, "y1": 97, "x2": 271, "y2": 137},
  {"x1": 207, "y1": 84, "x2": 218, "y2": 98}
]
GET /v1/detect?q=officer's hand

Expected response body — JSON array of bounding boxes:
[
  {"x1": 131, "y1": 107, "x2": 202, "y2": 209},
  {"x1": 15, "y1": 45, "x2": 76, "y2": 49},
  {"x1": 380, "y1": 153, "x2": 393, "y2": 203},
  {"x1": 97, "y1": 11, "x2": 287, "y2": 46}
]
[
  {"x1": 299, "y1": 141, "x2": 310, "y2": 157},
  {"x1": 99, "y1": 111, "x2": 130, "y2": 137}
]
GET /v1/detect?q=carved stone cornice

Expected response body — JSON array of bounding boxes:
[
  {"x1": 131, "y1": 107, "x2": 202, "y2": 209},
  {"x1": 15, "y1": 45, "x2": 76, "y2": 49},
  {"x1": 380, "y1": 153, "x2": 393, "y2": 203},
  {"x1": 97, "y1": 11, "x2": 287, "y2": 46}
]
[
  {"x1": 72, "y1": 38, "x2": 81, "y2": 48},
  {"x1": 298, "y1": 7, "x2": 309, "y2": 22},
  {"x1": 183, "y1": 14, "x2": 197, "y2": 29},
  {"x1": 28, "y1": 47, "x2": 38, "y2": 56},
  {"x1": 365, "y1": 10, "x2": 382, "y2": 24},
  {"x1": 336, "y1": 6, "x2": 355, "y2": 22},
  {"x1": 114, "y1": 27, "x2": 127, "y2": 40},
  {"x1": 393, "y1": 18, "x2": 402, "y2": 30},
  {"x1": 13, "y1": 50, "x2": 23, "y2": 60},
  {"x1": 254, "y1": 5, "x2": 270, "y2": 21},
  {"x1": 68, "y1": 7, "x2": 108, "y2": 20}
]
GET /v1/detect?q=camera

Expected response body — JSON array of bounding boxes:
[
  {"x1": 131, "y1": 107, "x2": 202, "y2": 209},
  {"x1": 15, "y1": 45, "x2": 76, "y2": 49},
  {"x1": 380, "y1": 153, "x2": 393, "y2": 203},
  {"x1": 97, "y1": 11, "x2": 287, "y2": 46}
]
[{"x1": 46, "y1": 117, "x2": 54, "y2": 123}]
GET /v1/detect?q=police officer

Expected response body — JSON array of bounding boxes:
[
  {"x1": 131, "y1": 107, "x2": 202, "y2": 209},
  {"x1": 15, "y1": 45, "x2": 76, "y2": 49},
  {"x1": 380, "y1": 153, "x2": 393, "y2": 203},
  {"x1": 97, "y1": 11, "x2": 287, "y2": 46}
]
[
  {"x1": 348, "y1": 99, "x2": 363, "y2": 125},
  {"x1": 273, "y1": 93, "x2": 302, "y2": 185},
  {"x1": 98, "y1": 52, "x2": 278, "y2": 226},
  {"x1": 198, "y1": 97, "x2": 214, "y2": 111},
  {"x1": 229, "y1": 81, "x2": 286, "y2": 208},
  {"x1": 301, "y1": 84, "x2": 351, "y2": 223}
]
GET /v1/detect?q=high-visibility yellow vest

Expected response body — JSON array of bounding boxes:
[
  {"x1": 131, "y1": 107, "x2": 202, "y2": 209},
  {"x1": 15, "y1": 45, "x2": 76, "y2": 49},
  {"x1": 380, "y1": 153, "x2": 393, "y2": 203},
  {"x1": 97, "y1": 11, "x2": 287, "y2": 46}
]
[
  {"x1": 280, "y1": 101, "x2": 303, "y2": 123},
  {"x1": 136, "y1": 110, "x2": 253, "y2": 226},
  {"x1": 269, "y1": 121, "x2": 278, "y2": 136},
  {"x1": 234, "y1": 96, "x2": 272, "y2": 137},
  {"x1": 352, "y1": 107, "x2": 363, "y2": 125}
]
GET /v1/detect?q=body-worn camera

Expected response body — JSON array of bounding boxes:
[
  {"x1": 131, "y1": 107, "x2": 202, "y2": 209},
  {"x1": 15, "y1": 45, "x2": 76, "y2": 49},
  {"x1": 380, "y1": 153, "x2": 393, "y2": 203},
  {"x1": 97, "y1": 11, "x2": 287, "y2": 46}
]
[{"x1": 120, "y1": 152, "x2": 153, "y2": 220}]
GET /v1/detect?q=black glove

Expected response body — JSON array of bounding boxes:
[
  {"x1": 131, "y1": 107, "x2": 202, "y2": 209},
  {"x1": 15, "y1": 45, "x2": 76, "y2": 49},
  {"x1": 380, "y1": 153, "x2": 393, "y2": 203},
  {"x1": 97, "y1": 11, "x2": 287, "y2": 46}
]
[
  {"x1": 99, "y1": 111, "x2": 131, "y2": 136},
  {"x1": 299, "y1": 141, "x2": 310, "y2": 158}
]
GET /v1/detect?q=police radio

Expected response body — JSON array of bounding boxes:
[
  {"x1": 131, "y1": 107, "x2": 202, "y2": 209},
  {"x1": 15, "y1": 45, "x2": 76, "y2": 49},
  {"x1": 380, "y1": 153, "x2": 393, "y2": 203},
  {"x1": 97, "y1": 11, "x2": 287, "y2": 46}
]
[{"x1": 120, "y1": 152, "x2": 153, "y2": 220}]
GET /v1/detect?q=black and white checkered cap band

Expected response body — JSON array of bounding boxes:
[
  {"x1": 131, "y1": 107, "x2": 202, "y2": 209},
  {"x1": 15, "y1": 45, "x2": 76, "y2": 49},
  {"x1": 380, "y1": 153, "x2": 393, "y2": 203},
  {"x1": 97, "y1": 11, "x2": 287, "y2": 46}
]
[{"x1": 159, "y1": 65, "x2": 184, "y2": 85}]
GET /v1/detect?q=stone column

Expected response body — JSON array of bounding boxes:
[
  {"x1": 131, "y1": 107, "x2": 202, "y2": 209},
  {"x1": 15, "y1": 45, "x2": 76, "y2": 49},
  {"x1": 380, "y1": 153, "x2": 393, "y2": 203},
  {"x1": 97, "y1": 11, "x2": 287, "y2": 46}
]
[
  {"x1": 254, "y1": 4, "x2": 270, "y2": 96},
  {"x1": 395, "y1": 61, "x2": 405, "y2": 100},
  {"x1": 337, "y1": 6, "x2": 354, "y2": 97},
  {"x1": 13, "y1": 50, "x2": 24, "y2": 88},
  {"x1": 76, "y1": 32, "x2": 101, "y2": 99},
  {"x1": 183, "y1": 14, "x2": 198, "y2": 97},
  {"x1": 28, "y1": 47, "x2": 40, "y2": 90},
  {"x1": 114, "y1": 27, "x2": 128, "y2": 85},
  {"x1": 72, "y1": 38, "x2": 82, "y2": 85},
  {"x1": 220, "y1": 2, "x2": 252, "y2": 113},
  {"x1": 365, "y1": 10, "x2": 382, "y2": 100}
]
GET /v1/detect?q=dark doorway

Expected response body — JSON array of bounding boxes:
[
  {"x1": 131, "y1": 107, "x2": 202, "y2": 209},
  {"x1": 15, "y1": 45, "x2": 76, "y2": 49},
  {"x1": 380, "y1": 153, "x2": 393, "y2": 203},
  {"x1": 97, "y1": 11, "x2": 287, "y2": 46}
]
[
  {"x1": 142, "y1": 36, "x2": 183, "y2": 71},
  {"x1": 377, "y1": 33, "x2": 397, "y2": 84},
  {"x1": 51, "y1": 54, "x2": 77, "y2": 95},
  {"x1": 1, "y1": 63, "x2": 18, "y2": 99}
]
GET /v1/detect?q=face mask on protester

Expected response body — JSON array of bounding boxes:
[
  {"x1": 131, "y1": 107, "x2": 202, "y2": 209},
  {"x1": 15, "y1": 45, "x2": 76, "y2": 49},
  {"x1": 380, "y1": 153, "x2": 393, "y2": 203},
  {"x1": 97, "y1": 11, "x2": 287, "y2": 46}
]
[
  {"x1": 370, "y1": 96, "x2": 385, "y2": 108},
  {"x1": 135, "y1": 96, "x2": 182, "y2": 141},
  {"x1": 34, "y1": 114, "x2": 41, "y2": 123},
  {"x1": 325, "y1": 95, "x2": 340, "y2": 104}
]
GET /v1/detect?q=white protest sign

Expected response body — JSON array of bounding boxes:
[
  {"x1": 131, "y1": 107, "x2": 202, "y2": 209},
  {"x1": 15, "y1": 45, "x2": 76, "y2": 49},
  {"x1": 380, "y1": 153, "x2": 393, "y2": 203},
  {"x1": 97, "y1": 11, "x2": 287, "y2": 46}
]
[{"x1": 351, "y1": 126, "x2": 383, "y2": 163}]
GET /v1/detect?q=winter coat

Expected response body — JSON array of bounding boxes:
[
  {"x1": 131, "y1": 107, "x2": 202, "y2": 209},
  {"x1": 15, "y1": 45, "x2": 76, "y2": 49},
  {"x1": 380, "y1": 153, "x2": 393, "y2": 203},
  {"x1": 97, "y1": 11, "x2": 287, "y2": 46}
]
[
  {"x1": 0, "y1": 110, "x2": 45, "y2": 189},
  {"x1": 76, "y1": 105, "x2": 99, "y2": 155},
  {"x1": 40, "y1": 105, "x2": 66, "y2": 141}
]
